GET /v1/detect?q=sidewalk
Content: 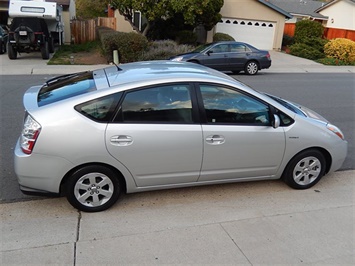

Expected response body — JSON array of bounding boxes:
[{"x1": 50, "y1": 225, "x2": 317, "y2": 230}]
[
  {"x1": 1, "y1": 170, "x2": 354, "y2": 265},
  {"x1": 1, "y1": 50, "x2": 355, "y2": 75}
]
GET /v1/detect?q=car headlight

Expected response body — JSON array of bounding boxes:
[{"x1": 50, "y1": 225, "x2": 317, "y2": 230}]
[
  {"x1": 171, "y1": 56, "x2": 184, "y2": 62},
  {"x1": 327, "y1": 124, "x2": 345, "y2": 140}
]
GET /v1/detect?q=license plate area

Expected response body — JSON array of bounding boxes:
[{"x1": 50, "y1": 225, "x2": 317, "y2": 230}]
[{"x1": 19, "y1": 31, "x2": 28, "y2": 36}]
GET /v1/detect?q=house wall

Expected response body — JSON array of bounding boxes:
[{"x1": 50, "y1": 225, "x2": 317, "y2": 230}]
[
  {"x1": 114, "y1": 9, "x2": 137, "y2": 32},
  {"x1": 209, "y1": 0, "x2": 286, "y2": 50},
  {"x1": 319, "y1": 0, "x2": 355, "y2": 30}
]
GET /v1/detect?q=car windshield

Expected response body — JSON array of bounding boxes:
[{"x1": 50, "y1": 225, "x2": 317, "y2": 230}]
[
  {"x1": 38, "y1": 72, "x2": 97, "y2": 107},
  {"x1": 193, "y1": 43, "x2": 212, "y2": 53}
]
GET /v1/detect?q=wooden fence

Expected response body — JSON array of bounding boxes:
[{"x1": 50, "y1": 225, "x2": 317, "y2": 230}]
[
  {"x1": 284, "y1": 23, "x2": 355, "y2": 41},
  {"x1": 71, "y1": 17, "x2": 116, "y2": 44}
]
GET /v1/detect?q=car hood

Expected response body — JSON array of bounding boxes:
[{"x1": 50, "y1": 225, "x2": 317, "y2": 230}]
[{"x1": 264, "y1": 93, "x2": 328, "y2": 123}]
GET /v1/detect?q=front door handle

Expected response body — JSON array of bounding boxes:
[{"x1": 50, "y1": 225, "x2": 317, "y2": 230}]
[
  {"x1": 206, "y1": 135, "x2": 225, "y2": 145},
  {"x1": 110, "y1": 135, "x2": 133, "y2": 146}
]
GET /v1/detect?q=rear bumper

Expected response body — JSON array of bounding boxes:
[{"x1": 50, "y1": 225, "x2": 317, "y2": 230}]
[
  {"x1": 328, "y1": 140, "x2": 348, "y2": 173},
  {"x1": 14, "y1": 140, "x2": 73, "y2": 194}
]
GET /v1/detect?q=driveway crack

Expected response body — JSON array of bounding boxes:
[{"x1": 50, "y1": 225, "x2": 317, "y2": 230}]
[
  {"x1": 220, "y1": 223, "x2": 253, "y2": 265},
  {"x1": 74, "y1": 210, "x2": 82, "y2": 266}
]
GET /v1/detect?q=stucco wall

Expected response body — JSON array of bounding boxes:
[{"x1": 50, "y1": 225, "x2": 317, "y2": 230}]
[
  {"x1": 319, "y1": 0, "x2": 355, "y2": 30},
  {"x1": 114, "y1": 10, "x2": 137, "y2": 33},
  {"x1": 209, "y1": 0, "x2": 286, "y2": 50}
]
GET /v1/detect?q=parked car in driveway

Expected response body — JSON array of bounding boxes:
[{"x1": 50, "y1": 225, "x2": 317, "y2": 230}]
[
  {"x1": 0, "y1": 25, "x2": 8, "y2": 54},
  {"x1": 170, "y1": 41, "x2": 271, "y2": 75},
  {"x1": 14, "y1": 61, "x2": 347, "y2": 212}
]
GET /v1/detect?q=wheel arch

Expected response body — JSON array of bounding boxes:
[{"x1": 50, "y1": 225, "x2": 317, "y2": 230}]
[
  {"x1": 246, "y1": 59, "x2": 260, "y2": 69},
  {"x1": 60, "y1": 162, "x2": 127, "y2": 195},
  {"x1": 282, "y1": 147, "x2": 332, "y2": 178}
]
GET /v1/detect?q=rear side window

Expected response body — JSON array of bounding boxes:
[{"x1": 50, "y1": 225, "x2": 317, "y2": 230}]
[
  {"x1": 117, "y1": 84, "x2": 193, "y2": 123},
  {"x1": 38, "y1": 72, "x2": 96, "y2": 107},
  {"x1": 75, "y1": 93, "x2": 122, "y2": 122}
]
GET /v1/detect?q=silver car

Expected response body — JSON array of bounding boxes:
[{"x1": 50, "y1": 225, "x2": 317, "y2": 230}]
[{"x1": 14, "y1": 61, "x2": 348, "y2": 212}]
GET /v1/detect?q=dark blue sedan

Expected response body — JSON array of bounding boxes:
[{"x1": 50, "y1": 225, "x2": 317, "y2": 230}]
[{"x1": 170, "y1": 41, "x2": 271, "y2": 75}]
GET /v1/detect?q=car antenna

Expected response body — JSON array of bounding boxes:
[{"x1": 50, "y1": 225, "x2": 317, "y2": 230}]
[{"x1": 111, "y1": 61, "x2": 122, "y2": 71}]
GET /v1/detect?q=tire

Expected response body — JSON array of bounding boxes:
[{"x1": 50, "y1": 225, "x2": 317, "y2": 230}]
[
  {"x1": 66, "y1": 165, "x2": 121, "y2": 212},
  {"x1": 7, "y1": 43, "x2": 17, "y2": 59},
  {"x1": 0, "y1": 41, "x2": 5, "y2": 54},
  {"x1": 283, "y1": 149, "x2": 326, "y2": 189},
  {"x1": 41, "y1": 41, "x2": 49, "y2": 59},
  {"x1": 244, "y1": 61, "x2": 259, "y2": 75}
]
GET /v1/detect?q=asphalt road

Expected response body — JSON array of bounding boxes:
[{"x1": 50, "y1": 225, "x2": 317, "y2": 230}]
[{"x1": 0, "y1": 73, "x2": 354, "y2": 202}]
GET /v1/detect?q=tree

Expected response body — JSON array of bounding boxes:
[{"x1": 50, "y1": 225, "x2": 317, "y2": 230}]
[
  {"x1": 76, "y1": 0, "x2": 109, "y2": 19},
  {"x1": 110, "y1": 0, "x2": 223, "y2": 36}
]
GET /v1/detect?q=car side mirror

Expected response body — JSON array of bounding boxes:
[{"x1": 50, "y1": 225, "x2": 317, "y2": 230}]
[
  {"x1": 272, "y1": 114, "x2": 280, "y2": 129},
  {"x1": 207, "y1": 50, "x2": 213, "y2": 56}
]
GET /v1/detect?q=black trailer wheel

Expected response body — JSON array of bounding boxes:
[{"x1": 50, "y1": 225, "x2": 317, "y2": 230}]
[{"x1": 41, "y1": 41, "x2": 49, "y2": 59}]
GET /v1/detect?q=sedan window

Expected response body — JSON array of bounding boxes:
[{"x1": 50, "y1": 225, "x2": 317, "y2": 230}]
[
  {"x1": 200, "y1": 85, "x2": 270, "y2": 125},
  {"x1": 119, "y1": 84, "x2": 193, "y2": 123}
]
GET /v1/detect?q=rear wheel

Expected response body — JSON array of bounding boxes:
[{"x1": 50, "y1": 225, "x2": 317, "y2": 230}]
[
  {"x1": 283, "y1": 149, "x2": 326, "y2": 189},
  {"x1": 244, "y1": 61, "x2": 259, "y2": 75},
  {"x1": 66, "y1": 165, "x2": 121, "y2": 212},
  {"x1": 41, "y1": 41, "x2": 49, "y2": 59},
  {"x1": 7, "y1": 43, "x2": 17, "y2": 59}
]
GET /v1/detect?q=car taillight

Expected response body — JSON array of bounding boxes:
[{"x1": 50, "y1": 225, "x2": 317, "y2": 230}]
[
  {"x1": 20, "y1": 115, "x2": 41, "y2": 154},
  {"x1": 266, "y1": 53, "x2": 271, "y2": 60}
]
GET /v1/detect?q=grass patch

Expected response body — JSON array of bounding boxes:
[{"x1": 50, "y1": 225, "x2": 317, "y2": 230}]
[
  {"x1": 316, "y1": 57, "x2": 355, "y2": 66},
  {"x1": 48, "y1": 41, "x2": 103, "y2": 65}
]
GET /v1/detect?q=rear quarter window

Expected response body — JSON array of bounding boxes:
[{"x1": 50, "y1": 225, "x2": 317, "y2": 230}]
[{"x1": 38, "y1": 72, "x2": 96, "y2": 107}]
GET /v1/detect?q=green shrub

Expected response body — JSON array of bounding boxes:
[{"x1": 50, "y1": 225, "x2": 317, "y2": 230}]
[
  {"x1": 175, "y1": 30, "x2": 197, "y2": 45},
  {"x1": 294, "y1": 20, "x2": 324, "y2": 43},
  {"x1": 100, "y1": 31, "x2": 148, "y2": 63},
  {"x1": 289, "y1": 43, "x2": 325, "y2": 60},
  {"x1": 213, "y1": 32, "x2": 235, "y2": 42},
  {"x1": 282, "y1": 34, "x2": 294, "y2": 47},
  {"x1": 301, "y1": 37, "x2": 328, "y2": 53},
  {"x1": 138, "y1": 40, "x2": 194, "y2": 61},
  {"x1": 324, "y1": 38, "x2": 355, "y2": 64}
]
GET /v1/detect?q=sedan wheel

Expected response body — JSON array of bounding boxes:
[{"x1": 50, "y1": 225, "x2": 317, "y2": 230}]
[
  {"x1": 283, "y1": 149, "x2": 326, "y2": 189},
  {"x1": 245, "y1": 61, "x2": 259, "y2": 75},
  {"x1": 66, "y1": 165, "x2": 121, "y2": 212}
]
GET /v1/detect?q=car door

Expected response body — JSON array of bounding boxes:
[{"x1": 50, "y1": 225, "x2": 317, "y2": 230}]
[
  {"x1": 227, "y1": 43, "x2": 250, "y2": 70},
  {"x1": 198, "y1": 43, "x2": 229, "y2": 70},
  {"x1": 105, "y1": 84, "x2": 203, "y2": 187},
  {"x1": 197, "y1": 84, "x2": 286, "y2": 182}
]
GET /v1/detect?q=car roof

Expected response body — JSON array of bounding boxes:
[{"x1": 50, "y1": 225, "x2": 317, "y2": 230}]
[{"x1": 102, "y1": 60, "x2": 238, "y2": 88}]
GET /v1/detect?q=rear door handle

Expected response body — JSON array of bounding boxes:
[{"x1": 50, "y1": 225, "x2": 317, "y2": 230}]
[{"x1": 110, "y1": 135, "x2": 133, "y2": 146}]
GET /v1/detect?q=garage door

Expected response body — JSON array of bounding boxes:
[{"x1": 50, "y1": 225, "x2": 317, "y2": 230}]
[{"x1": 216, "y1": 18, "x2": 275, "y2": 50}]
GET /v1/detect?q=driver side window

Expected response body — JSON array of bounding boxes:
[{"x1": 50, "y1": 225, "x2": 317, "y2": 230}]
[{"x1": 200, "y1": 85, "x2": 270, "y2": 125}]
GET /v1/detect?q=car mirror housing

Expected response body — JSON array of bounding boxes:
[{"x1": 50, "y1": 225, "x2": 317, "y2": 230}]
[{"x1": 272, "y1": 114, "x2": 280, "y2": 129}]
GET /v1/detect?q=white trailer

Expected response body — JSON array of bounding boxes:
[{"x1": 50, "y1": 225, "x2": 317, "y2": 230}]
[{"x1": 8, "y1": 0, "x2": 64, "y2": 45}]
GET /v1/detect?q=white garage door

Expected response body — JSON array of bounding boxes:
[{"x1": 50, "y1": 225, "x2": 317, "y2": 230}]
[{"x1": 216, "y1": 18, "x2": 275, "y2": 50}]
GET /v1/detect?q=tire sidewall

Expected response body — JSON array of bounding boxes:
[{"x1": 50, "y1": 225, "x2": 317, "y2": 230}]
[
  {"x1": 66, "y1": 165, "x2": 120, "y2": 212},
  {"x1": 283, "y1": 149, "x2": 326, "y2": 189}
]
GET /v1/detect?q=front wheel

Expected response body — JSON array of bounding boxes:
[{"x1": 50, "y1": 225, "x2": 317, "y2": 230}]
[
  {"x1": 283, "y1": 149, "x2": 326, "y2": 189},
  {"x1": 244, "y1": 61, "x2": 259, "y2": 75},
  {"x1": 66, "y1": 165, "x2": 121, "y2": 212}
]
